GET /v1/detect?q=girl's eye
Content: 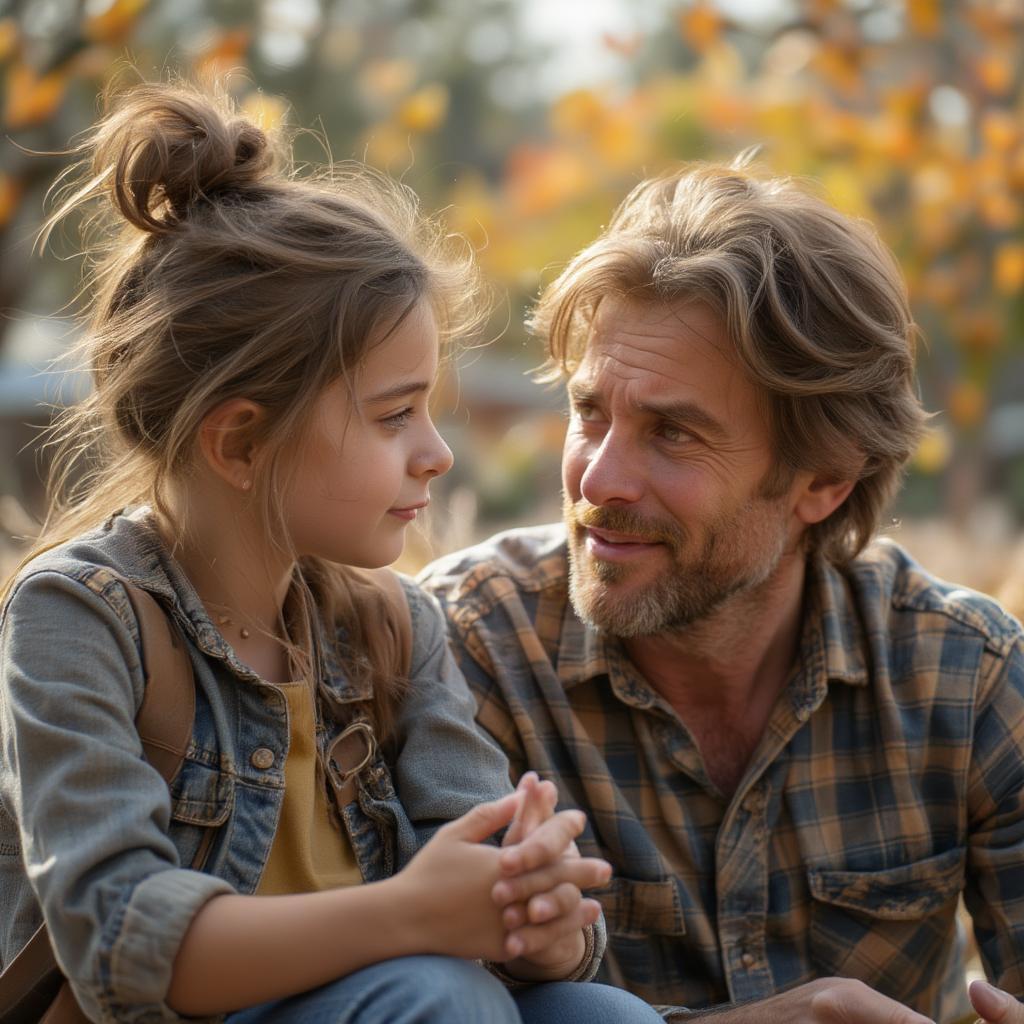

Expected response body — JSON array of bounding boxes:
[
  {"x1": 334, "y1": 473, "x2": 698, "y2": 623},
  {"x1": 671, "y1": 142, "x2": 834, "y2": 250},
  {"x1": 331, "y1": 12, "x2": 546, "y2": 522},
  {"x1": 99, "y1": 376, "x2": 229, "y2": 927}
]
[{"x1": 382, "y1": 408, "x2": 414, "y2": 431}]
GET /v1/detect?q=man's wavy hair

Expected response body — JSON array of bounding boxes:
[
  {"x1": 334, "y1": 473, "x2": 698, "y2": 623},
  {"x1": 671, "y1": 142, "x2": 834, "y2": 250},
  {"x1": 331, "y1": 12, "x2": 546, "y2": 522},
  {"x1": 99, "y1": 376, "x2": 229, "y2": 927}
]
[{"x1": 530, "y1": 160, "x2": 928, "y2": 566}]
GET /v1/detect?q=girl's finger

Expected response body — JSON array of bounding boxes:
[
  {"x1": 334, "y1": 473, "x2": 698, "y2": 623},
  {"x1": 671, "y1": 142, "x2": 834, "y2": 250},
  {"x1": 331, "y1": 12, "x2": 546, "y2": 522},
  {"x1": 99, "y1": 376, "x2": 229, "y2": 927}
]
[
  {"x1": 498, "y1": 808, "x2": 587, "y2": 875},
  {"x1": 492, "y1": 856, "x2": 611, "y2": 905},
  {"x1": 504, "y1": 898, "x2": 602, "y2": 959},
  {"x1": 526, "y1": 881, "x2": 581, "y2": 925}
]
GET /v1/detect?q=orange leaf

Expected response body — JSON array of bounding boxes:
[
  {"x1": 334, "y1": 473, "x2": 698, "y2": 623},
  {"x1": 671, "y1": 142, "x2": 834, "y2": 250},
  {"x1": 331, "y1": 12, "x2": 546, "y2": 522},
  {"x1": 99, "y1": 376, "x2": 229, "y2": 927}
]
[
  {"x1": 84, "y1": 0, "x2": 148, "y2": 44},
  {"x1": 981, "y1": 109, "x2": 1019, "y2": 153},
  {"x1": 602, "y1": 32, "x2": 642, "y2": 58},
  {"x1": 194, "y1": 29, "x2": 251, "y2": 80},
  {"x1": 678, "y1": 3, "x2": 723, "y2": 53},
  {"x1": 995, "y1": 243, "x2": 1024, "y2": 295},
  {"x1": 0, "y1": 18, "x2": 17, "y2": 63},
  {"x1": 907, "y1": 0, "x2": 940, "y2": 37},
  {"x1": 947, "y1": 380, "x2": 987, "y2": 429},
  {"x1": 0, "y1": 173, "x2": 21, "y2": 227},
  {"x1": 3, "y1": 62, "x2": 67, "y2": 130},
  {"x1": 975, "y1": 50, "x2": 1014, "y2": 96}
]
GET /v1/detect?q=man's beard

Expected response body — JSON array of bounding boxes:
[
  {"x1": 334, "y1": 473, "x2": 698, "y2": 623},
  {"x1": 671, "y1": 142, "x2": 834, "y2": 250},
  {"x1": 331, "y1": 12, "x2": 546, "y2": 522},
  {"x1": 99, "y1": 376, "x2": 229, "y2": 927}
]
[{"x1": 563, "y1": 495, "x2": 789, "y2": 638}]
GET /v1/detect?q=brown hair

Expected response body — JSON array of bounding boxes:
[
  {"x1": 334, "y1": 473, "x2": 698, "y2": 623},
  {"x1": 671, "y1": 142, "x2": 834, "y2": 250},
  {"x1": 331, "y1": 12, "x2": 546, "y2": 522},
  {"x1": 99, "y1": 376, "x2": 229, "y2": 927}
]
[
  {"x1": 11, "y1": 82, "x2": 486, "y2": 738},
  {"x1": 531, "y1": 161, "x2": 928, "y2": 564}
]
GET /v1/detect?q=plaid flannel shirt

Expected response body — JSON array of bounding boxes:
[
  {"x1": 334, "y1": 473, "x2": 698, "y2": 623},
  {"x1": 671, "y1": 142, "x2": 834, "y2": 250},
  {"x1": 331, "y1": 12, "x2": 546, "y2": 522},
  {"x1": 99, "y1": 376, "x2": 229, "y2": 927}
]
[{"x1": 420, "y1": 523, "x2": 1024, "y2": 1023}]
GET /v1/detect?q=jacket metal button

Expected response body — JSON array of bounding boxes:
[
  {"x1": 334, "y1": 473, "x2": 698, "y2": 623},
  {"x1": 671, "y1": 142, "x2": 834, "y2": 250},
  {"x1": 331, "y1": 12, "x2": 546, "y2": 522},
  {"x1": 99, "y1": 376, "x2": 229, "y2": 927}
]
[
  {"x1": 251, "y1": 747, "x2": 275, "y2": 770},
  {"x1": 741, "y1": 952, "x2": 756, "y2": 969}
]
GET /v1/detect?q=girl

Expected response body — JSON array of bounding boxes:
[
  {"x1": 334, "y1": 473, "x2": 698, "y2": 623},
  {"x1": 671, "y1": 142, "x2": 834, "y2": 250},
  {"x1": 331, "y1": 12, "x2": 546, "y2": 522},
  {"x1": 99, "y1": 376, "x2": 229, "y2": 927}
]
[{"x1": 0, "y1": 84, "x2": 664, "y2": 1024}]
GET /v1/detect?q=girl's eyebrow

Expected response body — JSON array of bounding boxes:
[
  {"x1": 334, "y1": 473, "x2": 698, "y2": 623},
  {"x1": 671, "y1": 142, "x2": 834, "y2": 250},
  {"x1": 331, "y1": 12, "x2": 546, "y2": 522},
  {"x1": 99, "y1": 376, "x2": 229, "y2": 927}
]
[{"x1": 364, "y1": 380, "x2": 431, "y2": 403}]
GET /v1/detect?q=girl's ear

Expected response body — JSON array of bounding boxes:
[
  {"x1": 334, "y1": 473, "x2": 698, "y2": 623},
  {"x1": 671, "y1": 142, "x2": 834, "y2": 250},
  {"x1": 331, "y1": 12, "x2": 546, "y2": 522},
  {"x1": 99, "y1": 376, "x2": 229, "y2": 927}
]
[{"x1": 198, "y1": 398, "x2": 266, "y2": 491}]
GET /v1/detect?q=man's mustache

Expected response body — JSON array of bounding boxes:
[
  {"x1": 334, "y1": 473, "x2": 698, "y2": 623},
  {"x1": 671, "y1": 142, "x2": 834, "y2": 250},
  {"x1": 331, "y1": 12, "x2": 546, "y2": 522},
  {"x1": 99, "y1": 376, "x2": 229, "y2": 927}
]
[{"x1": 569, "y1": 502, "x2": 685, "y2": 550}]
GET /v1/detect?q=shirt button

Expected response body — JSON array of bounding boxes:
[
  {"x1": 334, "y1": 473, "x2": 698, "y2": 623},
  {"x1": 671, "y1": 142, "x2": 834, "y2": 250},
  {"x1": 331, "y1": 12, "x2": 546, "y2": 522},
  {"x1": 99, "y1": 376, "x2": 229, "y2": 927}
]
[
  {"x1": 741, "y1": 952, "x2": 756, "y2": 969},
  {"x1": 251, "y1": 747, "x2": 275, "y2": 770}
]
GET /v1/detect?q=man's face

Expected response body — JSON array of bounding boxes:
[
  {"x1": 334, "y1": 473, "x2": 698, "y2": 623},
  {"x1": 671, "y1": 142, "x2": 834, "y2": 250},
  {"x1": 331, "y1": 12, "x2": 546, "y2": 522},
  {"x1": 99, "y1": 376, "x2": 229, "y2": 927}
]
[{"x1": 561, "y1": 298, "x2": 805, "y2": 638}]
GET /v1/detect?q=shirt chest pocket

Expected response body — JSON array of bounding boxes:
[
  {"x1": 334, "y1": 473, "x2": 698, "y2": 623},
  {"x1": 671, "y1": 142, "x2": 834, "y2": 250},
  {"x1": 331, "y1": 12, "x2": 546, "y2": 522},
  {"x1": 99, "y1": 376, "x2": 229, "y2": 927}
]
[
  {"x1": 168, "y1": 756, "x2": 235, "y2": 871},
  {"x1": 597, "y1": 876, "x2": 685, "y2": 939},
  {"x1": 807, "y1": 846, "x2": 966, "y2": 998}
]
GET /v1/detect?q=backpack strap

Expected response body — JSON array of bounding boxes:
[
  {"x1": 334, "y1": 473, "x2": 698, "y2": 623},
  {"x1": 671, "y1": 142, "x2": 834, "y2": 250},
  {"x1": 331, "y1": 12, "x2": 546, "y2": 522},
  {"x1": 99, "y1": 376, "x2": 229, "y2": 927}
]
[
  {"x1": 118, "y1": 578, "x2": 195, "y2": 784},
  {"x1": 324, "y1": 568, "x2": 411, "y2": 811}
]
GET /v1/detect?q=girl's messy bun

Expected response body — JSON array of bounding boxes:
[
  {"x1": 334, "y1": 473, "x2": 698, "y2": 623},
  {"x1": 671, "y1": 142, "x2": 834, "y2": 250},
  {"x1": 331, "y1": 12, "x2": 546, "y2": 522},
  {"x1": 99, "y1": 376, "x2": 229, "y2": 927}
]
[{"x1": 89, "y1": 84, "x2": 275, "y2": 234}]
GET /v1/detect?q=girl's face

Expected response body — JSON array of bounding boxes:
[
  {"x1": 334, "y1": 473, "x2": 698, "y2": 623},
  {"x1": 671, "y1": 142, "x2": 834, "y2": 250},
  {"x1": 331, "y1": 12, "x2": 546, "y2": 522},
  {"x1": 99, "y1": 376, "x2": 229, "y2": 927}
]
[{"x1": 284, "y1": 299, "x2": 453, "y2": 568}]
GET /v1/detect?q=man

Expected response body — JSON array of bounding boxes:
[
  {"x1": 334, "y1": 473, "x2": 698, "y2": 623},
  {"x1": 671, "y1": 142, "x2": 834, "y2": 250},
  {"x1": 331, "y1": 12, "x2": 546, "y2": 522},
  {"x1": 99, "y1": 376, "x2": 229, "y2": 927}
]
[{"x1": 420, "y1": 163, "x2": 1024, "y2": 1024}]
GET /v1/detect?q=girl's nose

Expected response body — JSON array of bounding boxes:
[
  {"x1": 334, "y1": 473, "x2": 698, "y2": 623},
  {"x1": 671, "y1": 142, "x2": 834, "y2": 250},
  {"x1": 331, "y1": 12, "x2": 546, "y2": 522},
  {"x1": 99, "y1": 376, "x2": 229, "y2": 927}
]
[{"x1": 412, "y1": 418, "x2": 454, "y2": 479}]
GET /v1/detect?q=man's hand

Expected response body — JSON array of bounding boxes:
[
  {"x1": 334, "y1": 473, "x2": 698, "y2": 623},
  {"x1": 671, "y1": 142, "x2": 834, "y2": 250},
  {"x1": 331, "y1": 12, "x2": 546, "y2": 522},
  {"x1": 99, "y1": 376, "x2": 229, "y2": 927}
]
[
  {"x1": 690, "y1": 978, "x2": 935, "y2": 1023},
  {"x1": 969, "y1": 980, "x2": 1024, "y2": 1023}
]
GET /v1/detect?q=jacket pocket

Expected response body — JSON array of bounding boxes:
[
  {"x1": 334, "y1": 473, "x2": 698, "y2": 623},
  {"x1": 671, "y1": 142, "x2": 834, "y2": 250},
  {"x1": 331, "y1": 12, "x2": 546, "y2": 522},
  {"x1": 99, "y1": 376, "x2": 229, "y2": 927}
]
[
  {"x1": 168, "y1": 757, "x2": 234, "y2": 870},
  {"x1": 807, "y1": 846, "x2": 966, "y2": 996},
  {"x1": 595, "y1": 876, "x2": 686, "y2": 939}
]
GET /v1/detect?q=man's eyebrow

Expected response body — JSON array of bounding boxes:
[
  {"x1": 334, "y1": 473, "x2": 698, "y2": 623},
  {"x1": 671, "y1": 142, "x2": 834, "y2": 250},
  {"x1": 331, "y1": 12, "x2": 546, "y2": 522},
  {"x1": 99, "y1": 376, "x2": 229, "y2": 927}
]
[
  {"x1": 364, "y1": 380, "x2": 431, "y2": 403},
  {"x1": 567, "y1": 381, "x2": 728, "y2": 438},
  {"x1": 636, "y1": 399, "x2": 728, "y2": 438}
]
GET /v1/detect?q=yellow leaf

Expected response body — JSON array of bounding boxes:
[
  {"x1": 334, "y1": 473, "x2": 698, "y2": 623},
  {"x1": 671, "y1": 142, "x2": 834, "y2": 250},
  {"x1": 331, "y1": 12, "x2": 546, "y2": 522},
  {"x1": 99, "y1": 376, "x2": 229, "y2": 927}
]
[
  {"x1": 396, "y1": 84, "x2": 448, "y2": 133},
  {"x1": 913, "y1": 427, "x2": 951, "y2": 474},
  {"x1": 84, "y1": 0, "x2": 148, "y2": 44},
  {"x1": 907, "y1": 0, "x2": 940, "y2": 37},
  {"x1": 995, "y1": 243, "x2": 1024, "y2": 295},
  {"x1": 0, "y1": 18, "x2": 18, "y2": 63},
  {"x1": 678, "y1": 3, "x2": 724, "y2": 53},
  {"x1": 3, "y1": 62, "x2": 67, "y2": 130},
  {"x1": 240, "y1": 92, "x2": 288, "y2": 133},
  {"x1": 820, "y1": 166, "x2": 872, "y2": 218},
  {"x1": 362, "y1": 123, "x2": 414, "y2": 170}
]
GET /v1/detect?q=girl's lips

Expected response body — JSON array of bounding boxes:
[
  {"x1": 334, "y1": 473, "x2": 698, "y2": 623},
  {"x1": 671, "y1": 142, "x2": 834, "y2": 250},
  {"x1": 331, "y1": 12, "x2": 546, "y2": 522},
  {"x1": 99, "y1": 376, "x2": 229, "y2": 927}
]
[{"x1": 388, "y1": 502, "x2": 427, "y2": 521}]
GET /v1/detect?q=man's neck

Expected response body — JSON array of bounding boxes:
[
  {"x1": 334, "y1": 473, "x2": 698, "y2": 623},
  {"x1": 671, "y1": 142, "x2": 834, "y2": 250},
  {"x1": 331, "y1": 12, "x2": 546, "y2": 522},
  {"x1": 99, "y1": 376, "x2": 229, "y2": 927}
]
[{"x1": 622, "y1": 549, "x2": 808, "y2": 797}]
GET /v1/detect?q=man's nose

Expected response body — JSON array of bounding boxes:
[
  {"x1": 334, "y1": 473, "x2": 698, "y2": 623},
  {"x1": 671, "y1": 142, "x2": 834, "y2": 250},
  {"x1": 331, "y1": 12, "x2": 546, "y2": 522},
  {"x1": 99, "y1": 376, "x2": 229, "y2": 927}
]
[{"x1": 579, "y1": 431, "x2": 644, "y2": 505}]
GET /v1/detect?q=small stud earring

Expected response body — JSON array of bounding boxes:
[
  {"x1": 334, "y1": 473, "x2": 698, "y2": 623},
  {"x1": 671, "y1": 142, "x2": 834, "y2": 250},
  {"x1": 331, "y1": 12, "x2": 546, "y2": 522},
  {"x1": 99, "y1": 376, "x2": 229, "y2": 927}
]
[{"x1": 241, "y1": 479, "x2": 252, "y2": 492}]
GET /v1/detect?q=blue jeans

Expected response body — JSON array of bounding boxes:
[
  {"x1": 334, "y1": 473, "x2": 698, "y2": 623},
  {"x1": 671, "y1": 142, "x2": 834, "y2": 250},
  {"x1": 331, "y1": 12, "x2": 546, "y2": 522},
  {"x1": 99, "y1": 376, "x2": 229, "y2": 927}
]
[{"x1": 226, "y1": 955, "x2": 664, "y2": 1023}]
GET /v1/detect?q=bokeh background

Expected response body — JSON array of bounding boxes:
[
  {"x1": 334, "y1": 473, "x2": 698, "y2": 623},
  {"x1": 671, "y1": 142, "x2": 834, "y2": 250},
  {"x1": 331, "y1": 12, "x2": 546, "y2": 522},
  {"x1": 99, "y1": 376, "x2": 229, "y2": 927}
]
[{"x1": 1, "y1": 0, "x2": 1023, "y2": 615}]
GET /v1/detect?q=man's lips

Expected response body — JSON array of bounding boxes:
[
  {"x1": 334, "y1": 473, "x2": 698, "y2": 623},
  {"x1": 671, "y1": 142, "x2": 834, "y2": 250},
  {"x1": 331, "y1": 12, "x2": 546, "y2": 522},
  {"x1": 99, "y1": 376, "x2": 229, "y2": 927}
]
[{"x1": 583, "y1": 525, "x2": 665, "y2": 560}]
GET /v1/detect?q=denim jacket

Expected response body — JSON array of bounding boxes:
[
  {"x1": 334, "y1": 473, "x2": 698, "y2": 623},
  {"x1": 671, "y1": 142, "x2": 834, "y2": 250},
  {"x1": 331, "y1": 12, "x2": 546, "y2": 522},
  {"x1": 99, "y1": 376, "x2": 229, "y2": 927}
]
[{"x1": 0, "y1": 509, "x2": 597, "y2": 1023}]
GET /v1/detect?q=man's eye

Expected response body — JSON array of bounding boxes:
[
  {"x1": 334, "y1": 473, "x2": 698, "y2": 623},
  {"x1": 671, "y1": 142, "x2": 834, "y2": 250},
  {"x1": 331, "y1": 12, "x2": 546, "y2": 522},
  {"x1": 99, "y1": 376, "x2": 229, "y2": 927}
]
[
  {"x1": 382, "y1": 408, "x2": 414, "y2": 431},
  {"x1": 659, "y1": 423, "x2": 691, "y2": 443},
  {"x1": 573, "y1": 402, "x2": 598, "y2": 421}
]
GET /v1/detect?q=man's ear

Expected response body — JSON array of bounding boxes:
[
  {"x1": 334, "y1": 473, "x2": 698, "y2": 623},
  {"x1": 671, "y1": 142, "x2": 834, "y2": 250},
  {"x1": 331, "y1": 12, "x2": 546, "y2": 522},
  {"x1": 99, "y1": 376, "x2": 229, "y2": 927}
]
[
  {"x1": 792, "y1": 475, "x2": 857, "y2": 527},
  {"x1": 197, "y1": 398, "x2": 265, "y2": 491}
]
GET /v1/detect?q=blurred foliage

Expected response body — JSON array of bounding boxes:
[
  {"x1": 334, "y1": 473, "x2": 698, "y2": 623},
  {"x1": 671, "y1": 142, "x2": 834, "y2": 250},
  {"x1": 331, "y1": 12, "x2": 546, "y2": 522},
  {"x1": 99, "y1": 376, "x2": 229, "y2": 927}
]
[{"x1": 1, "y1": 0, "x2": 1024, "y2": 531}]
